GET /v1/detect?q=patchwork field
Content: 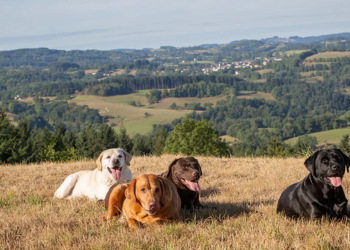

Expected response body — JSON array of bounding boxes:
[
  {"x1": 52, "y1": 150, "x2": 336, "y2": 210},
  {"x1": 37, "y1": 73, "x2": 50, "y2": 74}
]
[
  {"x1": 300, "y1": 70, "x2": 330, "y2": 77},
  {"x1": 153, "y1": 96, "x2": 227, "y2": 109},
  {"x1": 71, "y1": 92, "x2": 232, "y2": 135},
  {"x1": 285, "y1": 126, "x2": 350, "y2": 146},
  {"x1": 220, "y1": 135, "x2": 239, "y2": 145},
  {"x1": 1, "y1": 156, "x2": 350, "y2": 249},
  {"x1": 285, "y1": 50, "x2": 310, "y2": 55},
  {"x1": 256, "y1": 69, "x2": 275, "y2": 75},
  {"x1": 305, "y1": 51, "x2": 350, "y2": 61},
  {"x1": 237, "y1": 91, "x2": 275, "y2": 101},
  {"x1": 71, "y1": 93, "x2": 193, "y2": 135}
]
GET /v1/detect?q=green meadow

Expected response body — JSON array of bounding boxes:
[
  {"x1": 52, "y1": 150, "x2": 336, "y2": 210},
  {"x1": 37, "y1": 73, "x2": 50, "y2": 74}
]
[{"x1": 285, "y1": 126, "x2": 350, "y2": 146}]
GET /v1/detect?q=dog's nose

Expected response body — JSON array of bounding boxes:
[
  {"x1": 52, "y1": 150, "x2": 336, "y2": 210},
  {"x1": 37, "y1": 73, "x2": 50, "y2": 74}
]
[
  {"x1": 149, "y1": 201, "x2": 158, "y2": 208},
  {"x1": 332, "y1": 164, "x2": 340, "y2": 171},
  {"x1": 112, "y1": 158, "x2": 118, "y2": 165},
  {"x1": 193, "y1": 171, "x2": 200, "y2": 177}
]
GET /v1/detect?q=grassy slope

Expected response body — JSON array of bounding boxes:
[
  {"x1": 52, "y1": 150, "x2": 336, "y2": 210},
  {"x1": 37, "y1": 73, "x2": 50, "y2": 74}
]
[
  {"x1": 237, "y1": 91, "x2": 275, "y2": 101},
  {"x1": 284, "y1": 50, "x2": 310, "y2": 55},
  {"x1": 305, "y1": 51, "x2": 350, "y2": 60},
  {"x1": 256, "y1": 69, "x2": 275, "y2": 74},
  {"x1": 71, "y1": 93, "x2": 193, "y2": 135},
  {"x1": 71, "y1": 91, "x2": 275, "y2": 135},
  {"x1": 72, "y1": 92, "x2": 231, "y2": 135},
  {"x1": 1, "y1": 156, "x2": 350, "y2": 249},
  {"x1": 153, "y1": 96, "x2": 227, "y2": 109},
  {"x1": 285, "y1": 126, "x2": 350, "y2": 145}
]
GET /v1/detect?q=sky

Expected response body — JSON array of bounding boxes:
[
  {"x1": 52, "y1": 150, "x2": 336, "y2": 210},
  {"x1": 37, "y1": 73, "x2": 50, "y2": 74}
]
[{"x1": 0, "y1": 0, "x2": 350, "y2": 51}]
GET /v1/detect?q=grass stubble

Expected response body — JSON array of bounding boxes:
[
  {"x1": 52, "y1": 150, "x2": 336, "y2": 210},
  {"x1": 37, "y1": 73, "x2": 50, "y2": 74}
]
[{"x1": 1, "y1": 156, "x2": 350, "y2": 249}]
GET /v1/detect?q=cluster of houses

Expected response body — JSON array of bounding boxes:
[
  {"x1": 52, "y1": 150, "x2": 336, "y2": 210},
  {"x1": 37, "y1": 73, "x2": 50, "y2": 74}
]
[
  {"x1": 234, "y1": 60, "x2": 260, "y2": 69},
  {"x1": 201, "y1": 63, "x2": 233, "y2": 74},
  {"x1": 198, "y1": 57, "x2": 282, "y2": 75}
]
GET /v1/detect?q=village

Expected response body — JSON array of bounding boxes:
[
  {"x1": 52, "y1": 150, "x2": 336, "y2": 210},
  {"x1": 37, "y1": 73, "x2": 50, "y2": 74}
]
[{"x1": 201, "y1": 57, "x2": 282, "y2": 74}]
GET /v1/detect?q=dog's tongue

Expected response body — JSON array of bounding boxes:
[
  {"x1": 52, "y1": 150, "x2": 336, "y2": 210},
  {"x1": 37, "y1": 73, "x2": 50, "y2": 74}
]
[
  {"x1": 329, "y1": 177, "x2": 342, "y2": 187},
  {"x1": 185, "y1": 180, "x2": 201, "y2": 192},
  {"x1": 111, "y1": 169, "x2": 121, "y2": 180}
]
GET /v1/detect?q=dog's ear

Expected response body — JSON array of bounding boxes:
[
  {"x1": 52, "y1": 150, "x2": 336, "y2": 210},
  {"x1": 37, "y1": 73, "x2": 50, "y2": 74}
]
[
  {"x1": 121, "y1": 149, "x2": 132, "y2": 166},
  {"x1": 125, "y1": 179, "x2": 137, "y2": 203},
  {"x1": 166, "y1": 159, "x2": 179, "y2": 177},
  {"x1": 338, "y1": 149, "x2": 350, "y2": 173},
  {"x1": 159, "y1": 177, "x2": 172, "y2": 205},
  {"x1": 304, "y1": 150, "x2": 321, "y2": 176},
  {"x1": 96, "y1": 152, "x2": 104, "y2": 171},
  {"x1": 194, "y1": 158, "x2": 202, "y2": 176}
]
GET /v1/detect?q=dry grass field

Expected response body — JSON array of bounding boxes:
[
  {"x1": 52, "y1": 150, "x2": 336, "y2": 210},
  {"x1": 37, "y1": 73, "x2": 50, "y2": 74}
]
[
  {"x1": 305, "y1": 52, "x2": 350, "y2": 60},
  {"x1": 2, "y1": 156, "x2": 350, "y2": 249},
  {"x1": 256, "y1": 69, "x2": 275, "y2": 75}
]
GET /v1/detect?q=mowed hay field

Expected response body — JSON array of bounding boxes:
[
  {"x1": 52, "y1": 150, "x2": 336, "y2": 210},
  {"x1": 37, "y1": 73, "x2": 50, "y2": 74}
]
[
  {"x1": 303, "y1": 52, "x2": 350, "y2": 66},
  {"x1": 70, "y1": 93, "x2": 194, "y2": 135},
  {"x1": 2, "y1": 156, "x2": 350, "y2": 249},
  {"x1": 237, "y1": 91, "x2": 275, "y2": 101},
  {"x1": 306, "y1": 51, "x2": 350, "y2": 60},
  {"x1": 285, "y1": 126, "x2": 350, "y2": 146}
]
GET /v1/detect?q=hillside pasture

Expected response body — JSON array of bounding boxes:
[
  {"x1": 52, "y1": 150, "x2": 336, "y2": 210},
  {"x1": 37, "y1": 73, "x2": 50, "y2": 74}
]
[
  {"x1": 1, "y1": 156, "x2": 350, "y2": 249},
  {"x1": 85, "y1": 69, "x2": 98, "y2": 74},
  {"x1": 300, "y1": 70, "x2": 330, "y2": 77},
  {"x1": 285, "y1": 50, "x2": 310, "y2": 55},
  {"x1": 285, "y1": 126, "x2": 350, "y2": 146},
  {"x1": 70, "y1": 93, "x2": 192, "y2": 135},
  {"x1": 220, "y1": 135, "x2": 239, "y2": 145},
  {"x1": 237, "y1": 91, "x2": 275, "y2": 101},
  {"x1": 153, "y1": 96, "x2": 227, "y2": 109},
  {"x1": 306, "y1": 76, "x2": 324, "y2": 83},
  {"x1": 256, "y1": 69, "x2": 275, "y2": 74},
  {"x1": 305, "y1": 51, "x2": 350, "y2": 61},
  {"x1": 251, "y1": 79, "x2": 267, "y2": 83},
  {"x1": 303, "y1": 61, "x2": 331, "y2": 66}
]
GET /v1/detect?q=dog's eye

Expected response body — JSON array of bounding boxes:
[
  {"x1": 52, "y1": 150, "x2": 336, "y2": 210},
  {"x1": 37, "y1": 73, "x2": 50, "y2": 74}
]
[
  {"x1": 155, "y1": 188, "x2": 159, "y2": 193},
  {"x1": 141, "y1": 188, "x2": 146, "y2": 192},
  {"x1": 118, "y1": 155, "x2": 122, "y2": 158},
  {"x1": 182, "y1": 165, "x2": 188, "y2": 170},
  {"x1": 322, "y1": 158, "x2": 329, "y2": 163},
  {"x1": 106, "y1": 156, "x2": 111, "y2": 159},
  {"x1": 334, "y1": 155, "x2": 340, "y2": 160}
]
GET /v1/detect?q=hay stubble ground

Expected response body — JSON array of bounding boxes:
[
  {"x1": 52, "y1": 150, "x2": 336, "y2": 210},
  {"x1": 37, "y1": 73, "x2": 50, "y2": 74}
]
[{"x1": 1, "y1": 156, "x2": 350, "y2": 249}]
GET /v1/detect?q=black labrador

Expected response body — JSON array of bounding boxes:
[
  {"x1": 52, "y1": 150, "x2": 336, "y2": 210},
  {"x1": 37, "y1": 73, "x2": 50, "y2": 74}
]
[
  {"x1": 277, "y1": 149, "x2": 350, "y2": 220},
  {"x1": 159, "y1": 157, "x2": 203, "y2": 211}
]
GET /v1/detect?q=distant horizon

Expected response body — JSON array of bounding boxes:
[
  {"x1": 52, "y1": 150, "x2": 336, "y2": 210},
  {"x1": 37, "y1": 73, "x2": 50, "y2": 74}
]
[{"x1": 1, "y1": 31, "x2": 350, "y2": 52}]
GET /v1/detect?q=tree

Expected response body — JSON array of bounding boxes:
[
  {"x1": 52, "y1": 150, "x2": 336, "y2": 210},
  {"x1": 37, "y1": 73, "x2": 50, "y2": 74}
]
[
  {"x1": 294, "y1": 135, "x2": 318, "y2": 154},
  {"x1": 169, "y1": 103, "x2": 177, "y2": 110},
  {"x1": 152, "y1": 126, "x2": 168, "y2": 156},
  {"x1": 131, "y1": 134, "x2": 151, "y2": 156},
  {"x1": 339, "y1": 135, "x2": 350, "y2": 154},
  {"x1": 0, "y1": 110, "x2": 18, "y2": 163},
  {"x1": 99, "y1": 124, "x2": 118, "y2": 150},
  {"x1": 164, "y1": 118, "x2": 230, "y2": 156},
  {"x1": 118, "y1": 124, "x2": 133, "y2": 152}
]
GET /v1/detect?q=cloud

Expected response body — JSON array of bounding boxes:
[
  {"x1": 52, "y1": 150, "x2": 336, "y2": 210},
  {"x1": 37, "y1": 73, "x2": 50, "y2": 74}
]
[{"x1": 0, "y1": 29, "x2": 111, "y2": 44}]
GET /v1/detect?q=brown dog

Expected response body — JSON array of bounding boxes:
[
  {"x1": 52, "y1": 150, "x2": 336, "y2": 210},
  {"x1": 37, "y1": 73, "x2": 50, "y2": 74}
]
[
  {"x1": 159, "y1": 157, "x2": 203, "y2": 211},
  {"x1": 103, "y1": 174, "x2": 181, "y2": 230}
]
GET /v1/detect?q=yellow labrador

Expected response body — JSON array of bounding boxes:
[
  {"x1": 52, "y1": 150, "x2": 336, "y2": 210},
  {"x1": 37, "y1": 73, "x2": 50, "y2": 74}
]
[{"x1": 54, "y1": 148, "x2": 132, "y2": 200}]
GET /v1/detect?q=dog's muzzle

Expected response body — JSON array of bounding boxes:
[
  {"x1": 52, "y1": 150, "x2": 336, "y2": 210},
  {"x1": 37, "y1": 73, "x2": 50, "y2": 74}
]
[{"x1": 107, "y1": 166, "x2": 123, "y2": 174}]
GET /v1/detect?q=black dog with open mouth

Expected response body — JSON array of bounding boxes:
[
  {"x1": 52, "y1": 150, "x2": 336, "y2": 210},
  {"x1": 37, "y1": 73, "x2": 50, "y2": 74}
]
[
  {"x1": 159, "y1": 157, "x2": 203, "y2": 211},
  {"x1": 277, "y1": 149, "x2": 350, "y2": 220}
]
